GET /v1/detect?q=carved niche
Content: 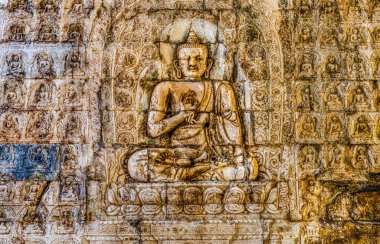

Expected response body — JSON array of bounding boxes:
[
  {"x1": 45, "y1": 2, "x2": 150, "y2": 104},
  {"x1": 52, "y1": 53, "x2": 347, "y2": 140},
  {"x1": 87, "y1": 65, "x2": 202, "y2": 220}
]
[{"x1": 103, "y1": 16, "x2": 286, "y2": 220}]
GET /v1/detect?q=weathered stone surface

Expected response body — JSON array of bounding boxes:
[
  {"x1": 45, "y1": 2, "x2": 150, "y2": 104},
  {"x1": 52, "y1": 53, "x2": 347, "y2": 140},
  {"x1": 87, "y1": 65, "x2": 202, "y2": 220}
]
[{"x1": 0, "y1": 0, "x2": 379, "y2": 242}]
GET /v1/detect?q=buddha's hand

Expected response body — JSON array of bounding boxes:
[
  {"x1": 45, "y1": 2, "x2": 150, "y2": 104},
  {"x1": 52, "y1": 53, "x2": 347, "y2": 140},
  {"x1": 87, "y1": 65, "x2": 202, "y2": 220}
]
[
  {"x1": 187, "y1": 112, "x2": 209, "y2": 125},
  {"x1": 179, "y1": 101, "x2": 197, "y2": 123},
  {"x1": 233, "y1": 147, "x2": 244, "y2": 165}
]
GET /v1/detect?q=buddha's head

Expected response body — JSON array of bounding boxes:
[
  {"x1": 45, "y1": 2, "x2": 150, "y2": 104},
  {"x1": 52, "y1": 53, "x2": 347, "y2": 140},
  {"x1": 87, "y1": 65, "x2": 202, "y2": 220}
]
[{"x1": 174, "y1": 31, "x2": 213, "y2": 80}]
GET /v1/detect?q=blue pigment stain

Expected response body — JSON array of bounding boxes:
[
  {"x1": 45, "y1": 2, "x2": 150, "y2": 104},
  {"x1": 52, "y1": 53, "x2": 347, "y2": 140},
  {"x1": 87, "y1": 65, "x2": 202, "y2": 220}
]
[{"x1": 0, "y1": 144, "x2": 60, "y2": 180}]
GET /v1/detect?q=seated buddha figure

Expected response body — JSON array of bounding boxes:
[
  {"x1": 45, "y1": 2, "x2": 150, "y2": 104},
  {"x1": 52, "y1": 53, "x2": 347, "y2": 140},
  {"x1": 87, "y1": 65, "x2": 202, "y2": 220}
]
[{"x1": 127, "y1": 31, "x2": 258, "y2": 182}]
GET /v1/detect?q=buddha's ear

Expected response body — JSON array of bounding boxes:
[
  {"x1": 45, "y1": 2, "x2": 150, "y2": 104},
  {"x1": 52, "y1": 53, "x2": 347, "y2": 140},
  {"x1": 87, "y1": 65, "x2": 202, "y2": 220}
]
[
  {"x1": 204, "y1": 58, "x2": 214, "y2": 79},
  {"x1": 173, "y1": 60, "x2": 182, "y2": 79}
]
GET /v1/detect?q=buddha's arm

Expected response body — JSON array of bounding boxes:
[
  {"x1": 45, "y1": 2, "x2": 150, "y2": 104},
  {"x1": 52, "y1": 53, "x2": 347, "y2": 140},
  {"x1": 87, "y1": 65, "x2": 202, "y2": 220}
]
[
  {"x1": 147, "y1": 82, "x2": 193, "y2": 138},
  {"x1": 215, "y1": 83, "x2": 243, "y2": 145},
  {"x1": 148, "y1": 111, "x2": 190, "y2": 138}
]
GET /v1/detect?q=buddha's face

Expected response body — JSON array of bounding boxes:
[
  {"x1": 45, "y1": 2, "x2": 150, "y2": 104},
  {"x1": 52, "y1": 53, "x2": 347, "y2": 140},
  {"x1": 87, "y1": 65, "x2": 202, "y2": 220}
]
[{"x1": 176, "y1": 47, "x2": 211, "y2": 80}]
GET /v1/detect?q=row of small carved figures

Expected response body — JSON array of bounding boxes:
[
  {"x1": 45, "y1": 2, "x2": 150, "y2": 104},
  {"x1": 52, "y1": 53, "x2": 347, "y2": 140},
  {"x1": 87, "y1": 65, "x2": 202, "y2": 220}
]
[
  {"x1": 106, "y1": 182, "x2": 287, "y2": 215},
  {"x1": 0, "y1": 80, "x2": 84, "y2": 108},
  {"x1": 3, "y1": 52, "x2": 84, "y2": 79},
  {"x1": 7, "y1": 0, "x2": 85, "y2": 16},
  {"x1": 296, "y1": 113, "x2": 380, "y2": 141},
  {"x1": 4, "y1": 22, "x2": 84, "y2": 43}
]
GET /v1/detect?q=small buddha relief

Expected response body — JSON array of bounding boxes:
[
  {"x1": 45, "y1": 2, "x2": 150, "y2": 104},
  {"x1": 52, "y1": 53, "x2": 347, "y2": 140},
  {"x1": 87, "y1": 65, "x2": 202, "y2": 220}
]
[
  {"x1": 34, "y1": 53, "x2": 55, "y2": 78},
  {"x1": 60, "y1": 175, "x2": 79, "y2": 202},
  {"x1": 345, "y1": 27, "x2": 366, "y2": 50},
  {"x1": 68, "y1": 0, "x2": 84, "y2": 16},
  {"x1": 122, "y1": 26, "x2": 258, "y2": 182},
  {"x1": 323, "y1": 55, "x2": 341, "y2": 79},
  {"x1": 324, "y1": 85, "x2": 344, "y2": 111},
  {"x1": 29, "y1": 82, "x2": 55, "y2": 108},
  {"x1": 37, "y1": 0, "x2": 56, "y2": 14},
  {"x1": 297, "y1": 84, "x2": 319, "y2": 111},
  {"x1": 24, "y1": 176, "x2": 45, "y2": 201},
  {"x1": 298, "y1": 114, "x2": 321, "y2": 141},
  {"x1": 298, "y1": 145, "x2": 320, "y2": 171},
  {"x1": 8, "y1": 24, "x2": 26, "y2": 42},
  {"x1": 26, "y1": 112, "x2": 54, "y2": 141},
  {"x1": 325, "y1": 114, "x2": 344, "y2": 141},
  {"x1": 371, "y1": 27, "x2": 380, "y2": 46},
  {"x1": 66, "y1": 24, "x2": 83, "y2": 43},
  {"x1": 320, "y1": 26, "x2": 341, "y2": 48},
  {"x1": 298, "y1": 0, "x2": 313, "y2": 16},
  {"x1": 1, "y1": 79, "x2": 24, "y2": 108},
  {"x1": 297, "y1": 54, "x2": 315, "y2": 79},
  {"x1": 0, "y1": 114, "x2": 21, "y2": 141},
  {"x1": 64, "y1": 52, "x2": 84, "y2": 77},
  {"x1": 59, "y1": 113, "x2": 83, "y2": 141},
  {"x1": 370, "y1": 0, "x2": 380, "y2": 21},
  {"x1": 301, "y1": 179, "x2": 320, "y2": 220},
  {"x1": 0, "y1": 146, "x2": 16, "y2": 170},
  {"x1": 351, "y1": 146, "x2": 369, "y2": 170},
  {"x1": 7, "y1": 0, "x2": 28, "y2": 12},
  {"x1": 325, "y1": 145, "x2": 347, "y2": 171},
  {"x1": 351, "y1": 115, "x2": 373, "y2": 141},
  {"x1": 327, "y1": 193, "x2": 352, "y2": 221},
  {"x1": 298, "y1": 25, "x2": 314, "y2": 46},
  {"x1": 0, "y1": 175, "x2": 13, "y2": 202},
  {"x1": 319, "y1": 0, "x2": 341, "y2": 21},
  {"x1": 61, "y1": 146, "x2": 80, "y2": 173},
  {"x1": 345, "y1": 0, "x2": 364, "y2": 21},
  {"x1": 372, "y1": 54, "x2": 380, "y2": 78},
  {"x1": 347, "y1": 85, "x2": 371, "y2": 111},
  {"x1": 346, "y1": 52, "x2": 367, "y2": 79},
  {"x1": 5, "y1": 53, "x2": 25, "y2": 78},
  {"x1": 38, "y1": 24, "x2": 57, "y2": 42},
  {"x1": 59, "y1": 81, "x2": 83, "y2": 108}
]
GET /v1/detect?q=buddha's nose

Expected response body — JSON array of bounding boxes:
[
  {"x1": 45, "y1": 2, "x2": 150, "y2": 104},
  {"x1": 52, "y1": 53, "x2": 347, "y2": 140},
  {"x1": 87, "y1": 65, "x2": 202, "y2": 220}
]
[{"x1": 189, "y1": 58, "x2": 197, "y2": 67}]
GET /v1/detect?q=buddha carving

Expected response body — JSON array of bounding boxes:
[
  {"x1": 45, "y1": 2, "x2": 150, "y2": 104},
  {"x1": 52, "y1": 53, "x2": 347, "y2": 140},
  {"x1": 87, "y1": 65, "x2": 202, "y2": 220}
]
[
  {"x1": 64, "y1": 114, "x2": 81, "y2": 139},
  {"x1": 325, "y1": 87, "x2": 343, "y2": 110},
  {"x1": 353, "y1": 115, "x2": 371, "y2": 139},
  {"x1": 6, "y1": 54, "x2": 24, "y2": 78},
  {"x1": 38, "y1": 24, "x2": 56, "y2": 42},
  {"x1": 8, "y1": 0, "x2": 28, "y2": 12},
  {"x1": 321, "y1": 27, "x2": 340, "y2": 47},
  {"x1": 298, "y1": 86, "x2": 314, "y2": 110},
  {"x1": 0, "y1": 114, "x2": 20, "y2": 140},
  {"x1": 325, "y1": 55, "x2": 340, "y2": 77},
  {"x1": 299, "y1": 0, "x2": 312, "y2": 15},
  {"x1": 299, "y1": 26, "x2": 312, "y2": 44},
  {"x1": 36, "y1": 53, "x2": 54, "y2": 77},
  {"x1": 67, "y1": 24, "x2": 82, "y2": 42},
  {"x1": 299, "y1": 55, "x2": 314, "y2": 79},
  {"x1": 61, "y1": 82, "x2": 80, "y2": 106},
  {"x1": 328, "y1": 146, "x2": 345, "y2": 171},
  {"x1": 3, "y1": 81, "x2": 22, "y2": 106},
  {"x1": 126, "y1": 31, "x2": 258, "y2": 182},
  {"x1": 352, "y1": 146, "x2": 368, "y2": 169},
  {"x1": 346, "y1": 27, "x2": 364, "y2": 49},
  {"x1": 326, "y1": 115, "x2": 343, "y2": 140},
  {"x1": 9, "y1": 24, "x2": 25, "y2": 42},
  {"x1": 347, "y1": 0, "x2": 362, "y2": 18},
  {"x1": 350, "y1": 87, "x2": 370, "y2": 110},
  {"x1": 300, "y1": 115, "x2": 319, "y2": 139},
  {"x1": 34, "y1": 83, "x2": 52, "y2": 104},
  {"x1": 27, "y1": 112, "x2": 52, "y2": 140}
]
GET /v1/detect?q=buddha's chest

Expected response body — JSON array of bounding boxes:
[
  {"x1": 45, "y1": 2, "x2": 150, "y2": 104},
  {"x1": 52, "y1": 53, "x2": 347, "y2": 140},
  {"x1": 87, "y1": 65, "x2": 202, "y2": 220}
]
[{"x1": 168, "y1": 82, "x2": 213, "y2": 111}]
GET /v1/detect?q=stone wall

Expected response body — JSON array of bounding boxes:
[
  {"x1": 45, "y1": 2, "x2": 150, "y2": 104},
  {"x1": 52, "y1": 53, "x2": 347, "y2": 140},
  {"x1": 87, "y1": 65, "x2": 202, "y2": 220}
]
[{"x1": 0, "y1": 0, "x2": 379, "y2": 243}]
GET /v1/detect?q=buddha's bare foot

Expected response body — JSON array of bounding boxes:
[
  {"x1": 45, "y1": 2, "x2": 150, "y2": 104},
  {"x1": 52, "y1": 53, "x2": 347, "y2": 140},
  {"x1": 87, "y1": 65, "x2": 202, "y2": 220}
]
[
  {"x1": 247, "y1": 156, "x2": 259, "y2": 180},
  {"x1": 193, "y1": 151, "x2": 208, "y2": 163},
  {"x1": 185, "y1": 163, "x2": 211, "y2": 180}
]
